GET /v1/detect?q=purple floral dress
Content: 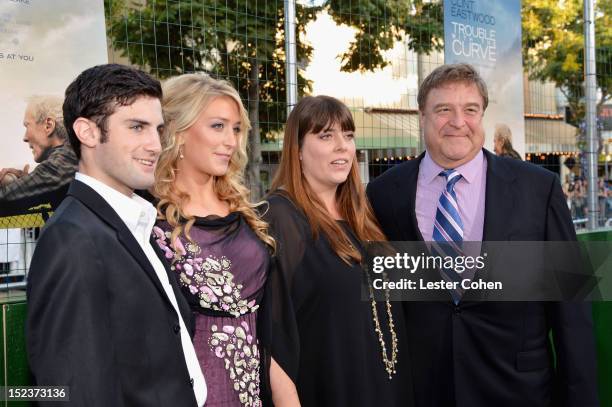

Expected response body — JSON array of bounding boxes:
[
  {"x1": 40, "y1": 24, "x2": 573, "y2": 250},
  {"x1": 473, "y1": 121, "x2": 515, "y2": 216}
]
[{"x1": 153, "y1": 212, "x2": 269, "y2": 407}]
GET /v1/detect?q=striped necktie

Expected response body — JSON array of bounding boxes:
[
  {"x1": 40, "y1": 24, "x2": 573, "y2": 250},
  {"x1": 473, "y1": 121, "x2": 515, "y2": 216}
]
[{"x1": 432, "y1": 169, "x2": 465, "y2": 303}]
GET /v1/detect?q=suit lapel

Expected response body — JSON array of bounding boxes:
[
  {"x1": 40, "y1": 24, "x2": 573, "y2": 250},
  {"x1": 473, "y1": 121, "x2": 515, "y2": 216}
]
[
  {"x1": 67, "y1": 180, "x2": 173, "y2": 307},
  {"x1": 482, "y1": 150, "x2": 516, "y2": 241},
  {"x1": 461, "y1": 151, "x2": 517, "y2": 303},
  {"x1": 392, "y1": 154, "x2": 425, "y2": 241}
]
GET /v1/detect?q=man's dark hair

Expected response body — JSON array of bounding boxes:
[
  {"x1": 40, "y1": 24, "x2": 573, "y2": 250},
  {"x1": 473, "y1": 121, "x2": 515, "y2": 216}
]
[{"x1": 63, "y1": 64, "x2": 162, "y2": 159}]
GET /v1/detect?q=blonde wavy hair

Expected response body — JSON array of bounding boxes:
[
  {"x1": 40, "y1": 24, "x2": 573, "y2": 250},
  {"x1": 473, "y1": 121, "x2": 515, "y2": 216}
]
[{"x1": 154, "y1": 73, "x2": 275, "y2": 252}]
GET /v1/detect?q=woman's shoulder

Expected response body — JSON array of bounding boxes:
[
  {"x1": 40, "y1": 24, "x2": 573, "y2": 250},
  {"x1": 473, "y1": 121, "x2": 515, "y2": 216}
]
[
  {"x1": 266, "y1": 189, "x2": 292, "y2": 205},
  {"x1": 264, "y1": 190, "x2": 309, "y2": 231},
  {"x1": 265, "y1": 190, "x2": 301, "y2": 216}
]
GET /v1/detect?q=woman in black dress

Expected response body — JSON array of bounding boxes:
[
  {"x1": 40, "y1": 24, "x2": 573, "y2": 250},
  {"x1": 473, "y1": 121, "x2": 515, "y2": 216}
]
[{"x1": 263, "y1": 96, "x2": 413, "y2": 406}]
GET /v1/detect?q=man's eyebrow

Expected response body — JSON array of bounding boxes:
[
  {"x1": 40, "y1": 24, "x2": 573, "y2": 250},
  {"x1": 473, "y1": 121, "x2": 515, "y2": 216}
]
[
  {"x1": 432, "y1": 102, "x2": 481, "y2": 109},
  {"x1": 432, "y1": 103, "x2": 451, "y2": 109},
  {"x1": 124, "y1": 119, "x2": 151, "y2": 126}
]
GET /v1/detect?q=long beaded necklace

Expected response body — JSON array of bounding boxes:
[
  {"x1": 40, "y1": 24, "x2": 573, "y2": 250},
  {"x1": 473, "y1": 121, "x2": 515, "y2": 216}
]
[
  {"x1": 349, "y1": 235, "x2": 399, "y2": 380},
  {"x1": 365, "y1": 269, "x2": 398, "y2": 379}
]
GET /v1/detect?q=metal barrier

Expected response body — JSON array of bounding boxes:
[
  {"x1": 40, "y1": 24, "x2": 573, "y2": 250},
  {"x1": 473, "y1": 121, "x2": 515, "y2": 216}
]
[{"x1": 0, "y1": 206, "x2": 52, "y2": 292}]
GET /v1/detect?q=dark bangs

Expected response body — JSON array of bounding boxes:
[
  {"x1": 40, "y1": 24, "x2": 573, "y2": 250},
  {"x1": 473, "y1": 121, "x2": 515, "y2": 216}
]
[{"x1": 297, "y1": 96, "x2": 355, "y2": 143}]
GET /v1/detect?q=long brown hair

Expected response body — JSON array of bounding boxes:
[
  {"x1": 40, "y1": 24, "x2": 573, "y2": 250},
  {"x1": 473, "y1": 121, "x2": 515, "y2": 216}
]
[
  {"x1": 271, "y1": 95, "x2": 385, "y2": 264},
  {"x1": 154, "y1": 73, "x2": 275, "y2": 252}
]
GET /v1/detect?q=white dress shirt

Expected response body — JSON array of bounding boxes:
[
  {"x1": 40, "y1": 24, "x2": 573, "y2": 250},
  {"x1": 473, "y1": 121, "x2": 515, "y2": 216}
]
[{"x1": 75, "y1": 173, "x2": 207, "y2": 406}]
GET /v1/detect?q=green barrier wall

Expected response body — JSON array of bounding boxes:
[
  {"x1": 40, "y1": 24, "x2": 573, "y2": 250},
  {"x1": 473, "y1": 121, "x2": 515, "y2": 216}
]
[
  {"x1": 579, "y1": 229, "x2": 612, "y2": 407},
  {"x1": 0, "y1": 294, "x2": 31, "y2": 407}
]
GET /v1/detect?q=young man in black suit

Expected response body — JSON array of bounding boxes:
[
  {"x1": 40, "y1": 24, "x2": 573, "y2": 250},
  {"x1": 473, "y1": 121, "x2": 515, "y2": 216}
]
[
  {"x1": 26, "y1": 64, "x2": 207, "y2": 406},
  {"x1": 367, "y1": 63, "x2": 598, "y2": 406}
]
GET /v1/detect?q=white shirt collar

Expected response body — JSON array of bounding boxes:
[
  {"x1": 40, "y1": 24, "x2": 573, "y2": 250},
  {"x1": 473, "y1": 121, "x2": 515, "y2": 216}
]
[
  {"x1": 74, "y1": 173, "x2": 206, "y2": 405},
  {"x1": 74, "y1": 172, "x2": 157, "y2": 244}
]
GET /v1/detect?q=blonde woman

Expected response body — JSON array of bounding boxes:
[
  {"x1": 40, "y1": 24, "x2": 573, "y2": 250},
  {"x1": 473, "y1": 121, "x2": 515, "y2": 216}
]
[{"x1": 152, "y1": 73, "x2": 275, "y2": 407}]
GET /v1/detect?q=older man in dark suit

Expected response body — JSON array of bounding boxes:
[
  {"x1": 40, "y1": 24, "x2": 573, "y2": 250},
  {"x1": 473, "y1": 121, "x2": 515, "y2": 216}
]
[
  {"x1": 26, "y1": 64, "x2": 206, "y2": 406},
  {"x1": 367, "y1": 63, "x2": 598, "y2": 406}
]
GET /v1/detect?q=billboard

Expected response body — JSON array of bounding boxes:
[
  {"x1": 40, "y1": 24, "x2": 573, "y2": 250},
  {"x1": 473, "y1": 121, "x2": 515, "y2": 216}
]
[
  {"x1": 0, "y1": 0, "x2": 107, "y2": 169},
  {"x1": 444, "y1": 0, "x2": 525, "y2": 156}
]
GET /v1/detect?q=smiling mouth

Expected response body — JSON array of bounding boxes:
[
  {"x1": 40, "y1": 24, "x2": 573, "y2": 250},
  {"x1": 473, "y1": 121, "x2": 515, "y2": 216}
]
[
  {"x1": 331, "y1": 159, "x2": 349, "y2": 165},
  {"x1": 135, "y1": 158, "x2": 155, "y2": 167}
]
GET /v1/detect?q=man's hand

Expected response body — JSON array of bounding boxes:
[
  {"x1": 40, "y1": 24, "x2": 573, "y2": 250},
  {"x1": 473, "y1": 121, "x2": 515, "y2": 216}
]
[
  {"x1": 0, "y1": 164, "x2": 29, "y2": 185},
  {"x1": 0, "y1": 164, "x2": 30, "y2": 179}
]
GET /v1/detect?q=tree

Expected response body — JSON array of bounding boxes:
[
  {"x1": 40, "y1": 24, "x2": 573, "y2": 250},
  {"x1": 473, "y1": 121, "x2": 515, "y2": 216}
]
[
  {"x1": 106, "y1": 0, "x2": 445, "y2": 197},
  {"x1": 324, "y1": 0, "x2": 444, "y2": 72},
  {"x1": 107, "y1": 0, "x2": 612, "y2": 191},
  {"x1": 106, "y1": 0, "x2": 317, "y2": 199},
  {"x1": 522, "y1": 0, "x2": 612, "y2": 125},
  {"x1": 324, "y1": 0, "x2": 611, "y2": 127}
]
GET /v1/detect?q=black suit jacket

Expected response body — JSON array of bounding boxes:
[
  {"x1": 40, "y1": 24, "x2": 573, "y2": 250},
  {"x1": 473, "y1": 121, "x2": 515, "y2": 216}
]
[
  {"x1": 366, "y1": 150, "x2": 599, "y2": 407},
  {"x1": 26, "y1": 180, "x2": 199, "y2": 407}
]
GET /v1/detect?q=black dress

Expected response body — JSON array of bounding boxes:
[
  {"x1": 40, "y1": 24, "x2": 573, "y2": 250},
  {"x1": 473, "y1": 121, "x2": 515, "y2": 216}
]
[{"x1": 263, "y1": 192, "x2": 414, "y2": 407}]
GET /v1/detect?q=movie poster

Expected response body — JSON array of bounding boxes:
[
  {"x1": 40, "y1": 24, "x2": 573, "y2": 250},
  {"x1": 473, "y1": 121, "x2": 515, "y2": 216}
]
[
  {"x1": 444, "y1": 0, "x2": 525, "y2": 156},
  {"x1": 0, "y1": 0, "x2": 107, "y2": 169}
]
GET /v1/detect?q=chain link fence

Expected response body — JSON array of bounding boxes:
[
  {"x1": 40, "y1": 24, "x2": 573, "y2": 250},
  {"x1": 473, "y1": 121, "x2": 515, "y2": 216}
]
[
  {"x1": 105, "y1": 0, "x2": 611, "y2": 225},
  {"x1": 1, "y1": 0, "x2": 610, "y2": 293}
]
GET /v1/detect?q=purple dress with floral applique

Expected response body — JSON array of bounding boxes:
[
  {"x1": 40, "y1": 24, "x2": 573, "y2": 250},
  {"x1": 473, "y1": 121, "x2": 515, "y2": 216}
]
[{"x1": 153, "y1": 212, "x2": 269, "y2": 407}]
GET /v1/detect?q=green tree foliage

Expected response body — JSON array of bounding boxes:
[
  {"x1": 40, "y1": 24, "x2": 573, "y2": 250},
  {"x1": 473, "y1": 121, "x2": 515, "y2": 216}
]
[
  {"x1": 325, "y1": 0, "x2": 610, "y2": 126},
  {"x1": 106, "y1": 0, "x2": 317, "y2": 198},
  {"x1": 106, "y1": 0, "x2": 610, "y2": 192},
  {"x1": 106, "y1": 0, "x2": 443, "y2": 197},
  {"x1": 324, "y1": 0, "x2": 444, "y2": 72},
  {"x1": 522, "y1": 0, "x2": 612, "y2": 125}
]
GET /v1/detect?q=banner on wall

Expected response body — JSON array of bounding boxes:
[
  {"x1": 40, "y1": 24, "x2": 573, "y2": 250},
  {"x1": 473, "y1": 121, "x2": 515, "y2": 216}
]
[
  {"x1": 444, "y1": 0, "x2": 525, "y2": 157},
  {"x1": 0, "y1": 0, "x2": 107, "y2": 169}
]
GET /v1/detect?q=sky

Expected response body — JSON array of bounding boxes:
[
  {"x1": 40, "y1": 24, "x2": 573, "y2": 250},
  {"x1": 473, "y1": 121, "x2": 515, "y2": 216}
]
[
  {"x1": 302, "y1": 11, "x2": 419, "y2": 109},
  {"x1": 304, "y1": 3, "x2": 526, "y2": 153}
]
